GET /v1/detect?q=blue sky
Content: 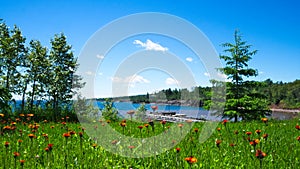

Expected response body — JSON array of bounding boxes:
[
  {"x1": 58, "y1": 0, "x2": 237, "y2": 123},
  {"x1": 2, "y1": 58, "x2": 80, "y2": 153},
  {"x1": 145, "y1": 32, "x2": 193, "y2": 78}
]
[{"x1": 1, "y1": 0, "x2": 299, "y2": 98}]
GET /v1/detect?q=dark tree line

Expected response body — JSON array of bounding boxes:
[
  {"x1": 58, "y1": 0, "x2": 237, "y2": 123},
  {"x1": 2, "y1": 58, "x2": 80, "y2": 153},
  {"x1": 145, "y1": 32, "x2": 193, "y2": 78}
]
[{"x1": 0, "y1": 19, "x2": 84, "y2": 120}]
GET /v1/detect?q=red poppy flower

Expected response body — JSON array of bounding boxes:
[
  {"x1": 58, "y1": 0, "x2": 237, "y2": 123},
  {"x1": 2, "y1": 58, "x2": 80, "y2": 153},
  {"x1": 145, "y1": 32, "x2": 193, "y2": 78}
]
[
  {"x1": 194, "y1": 128, "x2": 199, "y2": 133},
  {"x1": 79, "y1": 132, "x2": 83, "y2": 138},
  {"x1": 297, "y1": 136, "x2": 300, "y2": 141},
  {"x1": 295, "y1": 125, "x2": 300, "y2": 130},
  {"x1": 18, "y1": 139, "x2": 23, "y2": 144},
  {"x1": 256, "y1": 149, "x2": 267, "y2": 159},
  {"x1": 45, "y1": 147, "x2": 50, "y2": 152},
  {"x1": 175, "y1": 147, "x2": 180, "y2": 153},
  {"x1": 138, "y1": 125, "x2": 144, "y2": 129}
]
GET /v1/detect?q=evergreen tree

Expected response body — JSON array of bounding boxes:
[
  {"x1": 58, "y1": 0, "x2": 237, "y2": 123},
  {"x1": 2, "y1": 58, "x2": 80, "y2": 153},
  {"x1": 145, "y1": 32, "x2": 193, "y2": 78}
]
[{"x1": 219, "y1": 30, "x2": 270, "y2": 121}]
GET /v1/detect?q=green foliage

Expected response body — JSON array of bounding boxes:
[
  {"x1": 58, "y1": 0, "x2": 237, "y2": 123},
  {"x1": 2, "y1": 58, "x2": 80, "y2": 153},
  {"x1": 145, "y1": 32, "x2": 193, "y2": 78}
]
[
  {"x1": 101, "y1": 98, "x2": 120, "y2": 121},
  {"x1": 0, "y1": 20, "x2": 84, "y2": 119},
  {"x1": 135, "y1": 103, "x2": 147, "y2": 121},
  {"x1": 219, "y1": 30, "x2": 270, "y2": 121}
]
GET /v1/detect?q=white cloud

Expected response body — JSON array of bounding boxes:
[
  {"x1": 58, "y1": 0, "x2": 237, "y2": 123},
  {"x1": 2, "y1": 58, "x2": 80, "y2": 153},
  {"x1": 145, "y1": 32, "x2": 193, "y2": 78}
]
[
  {"x1": 204, "y1": 72, "x2": 210, "y2": 77},
  {"x1": 165, "y1": 77, "x2": 179, "y2": 85},
  {"x1": 96, "y1": 54, "x2": 104, "y2": 59},
  {"x1": 186, "y1": 57, "x2": 193, "y2": 62},
  {"x1": 111, "y1": 75, "x2": 150, "y2": 88},
  {"x1": 133, "y1": 39, "x2": 168, "y2": 52}
]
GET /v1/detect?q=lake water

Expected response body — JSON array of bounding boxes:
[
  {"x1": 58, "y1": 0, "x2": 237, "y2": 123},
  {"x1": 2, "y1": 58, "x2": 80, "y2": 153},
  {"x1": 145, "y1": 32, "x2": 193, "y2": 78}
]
[{"x1": 97, "y1": 101, "x2": 299, "y2": 121}]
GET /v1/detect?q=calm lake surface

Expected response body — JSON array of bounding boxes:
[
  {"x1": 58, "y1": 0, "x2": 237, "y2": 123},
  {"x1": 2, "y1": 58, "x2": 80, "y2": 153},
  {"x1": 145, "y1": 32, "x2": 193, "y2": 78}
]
[{"x1": 96, "y1": 102, "x2": 299, "y2": 120}]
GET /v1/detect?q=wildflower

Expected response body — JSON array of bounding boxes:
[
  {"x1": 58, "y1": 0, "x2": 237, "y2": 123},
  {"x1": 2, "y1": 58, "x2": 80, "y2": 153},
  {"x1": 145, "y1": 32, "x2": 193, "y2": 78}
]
[
  {"x1": 229, "y1": 143, "x2": 236, "y2": 147},
  {"x1": 92, "y1": 143, "x2": 97, "y2": 149},
  {"x1": 250, "y1": 139, "x2": 260, "y2": 146},
  {"x1": 42, "y1": 133, "x2": 48, "y2": 139},
  {"x1": 18, "y1": 140, "x2": 23, "y2": 144},
  {"x1": 70, "y1": 131, "x2": 76, "y2": 136},
  {"x1": 215, "y1": 139, "x2": 222, "y2": 148},
  {"x1": 255, "y1": 130, "x2": 262, "y2": 135},
  {"x1": 138, "y1": 125, "x2": 144, "y2": 129},
  {"x1": 79, "y1": 132, "x2": 83, "y2": 138},
  {"x1": 4, "y1": 141, "x2": 10, "y2": 148},
  {"x1": 178, "y1": 124, "x2": 184, "y2": 128},
  {"x1": 0, "y1": 113, "x2": 5, "y2": 117},
  {"x1": 246, "y1": 131, "x2": 252, "y2": 136},
  {"x1": 160, "y1": 120, "x2": 166, "y2": 125},
  {"x1": 111, "y1": 140, "x2": 118, "y2": 145},
  {"x1": 263, "y1": 134, "x2": 268, "y2": 140},
  {"x1": 27, "y1": 114, "x2": 34, "y2": 117},
  {"x1": 19, "y1": 114, "x2": 25, "y2": 117},
  {"x1": 297, "y1": 136, "x2": 300, "y2": 141},
  {"x1": 20, "y1": 160, "x2": 25, "y2": 166},
  {"x1": 50, "y1": 126, "x2": 55, "y2": 129},
  {"x1": 13, "y1": 152, "x2": 20, "y2": 158},
  {"x1": 61, "y1": 122, "x2": 67, "y2": 125},
  {"x1": 261, "y1": 118, "x2": 268, "y2": 123},
  {"x1": 128, "y1": 145, "x2": 135, "y2": 149},
  {"x1": 175, "y1": 147, "x2": 180, "y2": 153},
  {"x1": 144, "y1": 123, "x2": 149, "y2": 128},
  {"x1": 256, "y1": 149, "x2": 267, "y2": 159},
  {"x1": 234, "y1": 130, "x2": 239, "y2": 135},
  {"x1": 120, "y1": 122, "x2": 126, "y2": 127},
  {"x1": 43, "y1": 120, "x2": 48, "y2": 123},
  {"x1": 185, "y1": 156, "x2": 197, "y2": 164},
  {"x1": 106, "y1": 120, "x2": 111, "y2": 124},
  {"x1": 63, "y1": 132, "x2": 71, "y2": 138},
  {"x1": 47, "y1": 144, "x2": 53, "y2": 151},
  {"x1": 222, "y1": 119, "x2": 229, "y2": 125},
  {"x1": 296, "y1": 124, "x2": 300, "y2": 130},
  {"x1": 217, "y1": 127, "x2": 221, "y2": 131},
  {"x1": 194, "y1": 128, "x2": 199, "y2": 133},
  {"x1": 45, "y1": 147, "x2": 50, "y2": 152},
  {"x1": 28, "y1": 134, "x2": 36, "y2": 139}
]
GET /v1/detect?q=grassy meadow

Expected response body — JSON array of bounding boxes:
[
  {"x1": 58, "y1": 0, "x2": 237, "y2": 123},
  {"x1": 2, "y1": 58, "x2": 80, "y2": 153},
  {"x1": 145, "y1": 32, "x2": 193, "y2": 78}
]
[{"x1": 1, "y1": 114, "x2": 300, "y2": 169}]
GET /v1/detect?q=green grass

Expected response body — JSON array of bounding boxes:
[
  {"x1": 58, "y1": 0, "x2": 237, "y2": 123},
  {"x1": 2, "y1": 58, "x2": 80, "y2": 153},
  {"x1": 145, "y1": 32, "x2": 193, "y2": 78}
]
[{"x1": 1, "y1": 117, "x2": 299, "y2": 168}]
